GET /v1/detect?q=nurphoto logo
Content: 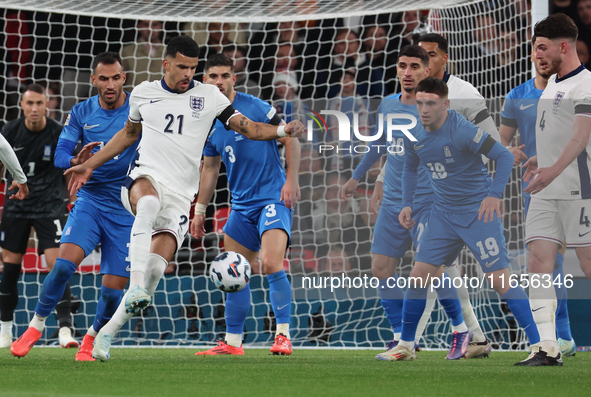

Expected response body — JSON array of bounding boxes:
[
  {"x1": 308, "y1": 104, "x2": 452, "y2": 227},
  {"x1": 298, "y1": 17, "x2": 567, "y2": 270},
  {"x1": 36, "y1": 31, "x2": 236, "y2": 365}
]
[{"x1": 305, "y1": 110, "x2": 418, "y2": 155}]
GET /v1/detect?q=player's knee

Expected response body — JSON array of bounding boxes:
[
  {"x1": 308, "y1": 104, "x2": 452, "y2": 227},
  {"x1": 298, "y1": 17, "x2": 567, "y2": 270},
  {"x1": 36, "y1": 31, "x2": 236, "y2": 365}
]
[
  {"x1": 260, "y1": 254, "x2": 282, "y2": 274},
  {"x1": 371, "y1": 255, "x2": 396, "y2": 279},
  {"x1": 136, "y1": 195, "x2": 160, "y2": 214}
]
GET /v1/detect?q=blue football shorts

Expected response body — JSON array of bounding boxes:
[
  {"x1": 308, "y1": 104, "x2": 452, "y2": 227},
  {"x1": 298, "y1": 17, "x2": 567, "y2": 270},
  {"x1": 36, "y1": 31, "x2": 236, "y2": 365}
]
[
  {"x1": 371, "y1": 200, "x2": 431, "y2": 259},
  {"x1": 415, "y1": 207, "x2": 509, "y2": 273},
  {"x1": 60, "y1": 200, "x2": 134, "y2": 277},
  {"x1": 223, "y1": 202, "x2": 292, "y2": 252}
]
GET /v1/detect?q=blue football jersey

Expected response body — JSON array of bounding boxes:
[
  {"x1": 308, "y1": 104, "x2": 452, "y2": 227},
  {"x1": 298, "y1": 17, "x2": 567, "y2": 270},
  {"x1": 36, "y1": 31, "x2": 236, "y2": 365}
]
[
  {"x1": 500, "y1": 78, "x2": 542, "y2": 195},
  {"x1": 404, "y1": 110, "x2": 491, "y2": 213},
  {"x1": 353, "y1": 93, "x2": 431, "y2": 207},
  {"x1": 60, "y1": 94, "x2": 139, "y2": 214},
  {"x1": 203, "y1": 91, "x2": 285, "y2": 210}
]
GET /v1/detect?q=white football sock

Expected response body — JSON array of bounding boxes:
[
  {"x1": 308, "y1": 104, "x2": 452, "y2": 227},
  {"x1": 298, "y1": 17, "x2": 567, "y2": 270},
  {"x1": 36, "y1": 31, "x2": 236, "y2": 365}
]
[
  {"x1": 87, "y1": 325, "x2": 98, "y2": 337},
  {"x1": 445, "y1": 265, "x2": 486, "y2": 342},
  {"x1": 145, "y1": 254, "x2": 168, "y2": 296},
  {"x1": 394, "y1": 332, "x2": 401, "y2": 341},
  {"x1": 415, "y1": 289, "x2": 437, "y2": 344},
  {"x1": 129, "y1": 195, "x2": 160, "y2": 289},
  {"x1": 451, "y1": 322, "x2": 468, "y2": 333},
  {"x1": 276, "y1": 323, "x2": 290, "y2": 339},
  {"x1": 1, "y1": 320, "x2": 12, "y2": 335},
  {"x1": 225, "y1": 333, "x2": 242, "y2": 348},
  {"x1": 529, "y1": 272, "x2": 557, "y2": 342},
  {"x1": 99, "y1": 254, "x2": 168, "y2": 338},
  {"x1": 29, "y1": 314, "x2": 47, "y2": 332},
  {"x1": 399, "y1": 340, "x2": 415, "y2": 351},
  {"x1": 99, "y1": 296, "x2": 134, "y2": 336}
]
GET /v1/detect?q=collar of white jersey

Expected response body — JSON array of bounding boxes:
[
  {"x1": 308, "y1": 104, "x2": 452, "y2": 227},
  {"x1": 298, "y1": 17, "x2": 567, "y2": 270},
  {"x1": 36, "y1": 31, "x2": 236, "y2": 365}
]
[
  {"x1": 160, "y1": 77, "x2": 195, "y2": 93},
  {"x1": 442, "y1": 71, "x2": 451, "y2": 83},
  {"x1": 555, "y1": 64, "x2": 586, "y2": 83}
]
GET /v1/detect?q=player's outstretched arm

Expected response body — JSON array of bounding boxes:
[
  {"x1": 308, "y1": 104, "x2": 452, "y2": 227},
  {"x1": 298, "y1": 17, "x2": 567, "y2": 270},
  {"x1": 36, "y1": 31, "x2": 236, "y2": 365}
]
[
  {"x1": 278, "y1": 135, "x2": 301, "y2": 209},
  {"x1": 191, "y1": 155, "x2": 222, "y2": 239},
  {"x1": 228, "y1": 115, "x2": 304, "y2": 141},
  {"x1": 65, "y1": 120, "x2": 142, "y2": 195},
  {"x1": 525, "y1": 116, "x2": 591, "y2": 195},
  {"x1": 0, "y1": 134, "x2": 27, "y2": 190}
]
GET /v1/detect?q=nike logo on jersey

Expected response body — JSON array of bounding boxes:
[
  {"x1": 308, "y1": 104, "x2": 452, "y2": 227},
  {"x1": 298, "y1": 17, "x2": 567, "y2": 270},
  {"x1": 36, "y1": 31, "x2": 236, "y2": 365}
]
[
  {"x1": 579, "y1": 231, "x2": 591, "y2": 237},
  {"x1": 126, "y1": 265, "x2": 131, "y2": 272},
  {"x1": 520, "y1": 104, "x2": 534, "y2": 110},
  {"x1": 150, "y1": 99, "x2": 162, "y2": 103},
  {"x1": 485, "y1": 258, "x2": 500, "y2": 268},
  {"x1": 13, "y1": 147, "x2": 25, "y2": 151},
  {"x1": 84, "y1": 123, "x2": 100, "y2": 130},
  {"x1": 132, "y1": 232, "x2": 146, "y2": 237},
  {"x1": 265, "y1": 219, "x2": 280, "y2": 226},
  {"x1": 413, "y1": 144, "x2": 424, "y2": 150},
  {"x1": 532, "y1": 306, "x2": 545, "y2": 312}
]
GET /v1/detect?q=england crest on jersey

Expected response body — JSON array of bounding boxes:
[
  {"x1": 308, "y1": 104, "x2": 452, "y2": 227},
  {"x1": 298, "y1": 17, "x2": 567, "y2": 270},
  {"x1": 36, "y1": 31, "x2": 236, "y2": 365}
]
[
  {"x1": 190, "y1": 96, "x2": 204, "y2": 111},
  {"x1": 553, "y1": 91, "x2": 565, "y2": 108}
]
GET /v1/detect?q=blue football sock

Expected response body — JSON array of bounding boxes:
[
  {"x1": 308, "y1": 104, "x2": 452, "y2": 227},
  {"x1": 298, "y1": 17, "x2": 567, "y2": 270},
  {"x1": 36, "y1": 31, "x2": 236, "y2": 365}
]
[
  {"x1": 553, "y1": 253, "x2": 572, "y2": 341},
  {"x1": 501, "y1": 286, "x2": 540, "y2": 345},
  {"x1": 401, "y1": 286, "x2": 428, "y2": 342},
  {"x1": 35, "y1": 258, "x2": 77, "y2": 317},
  {"x1": 92, "y1": 285, "x2": 124, "y2": 333},
  {"x1": 225, "y1": 284, "x2": 251, "y2": 334},
  {"x1": 433, "y1": 274, "x2": 464, "y2": 327},
  {"x1": 378, "y1": 275, "x2": 404, "y2": 335},
  {"x1": 267, "y1": 270, "x2": 291, "y2": 324}
]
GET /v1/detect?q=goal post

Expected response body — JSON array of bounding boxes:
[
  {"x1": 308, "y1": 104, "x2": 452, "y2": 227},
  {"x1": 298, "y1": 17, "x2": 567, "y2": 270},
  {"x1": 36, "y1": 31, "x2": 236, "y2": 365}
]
[{"x1": 0, "y1": 0, "x2": 538, "y2": 350}]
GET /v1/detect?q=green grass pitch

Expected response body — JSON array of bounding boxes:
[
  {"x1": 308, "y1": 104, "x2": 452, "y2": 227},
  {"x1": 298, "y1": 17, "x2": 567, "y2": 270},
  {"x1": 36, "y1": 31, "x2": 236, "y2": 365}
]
[{"x1": 0, "y1": 348, "x2": 589, "y2": 397}]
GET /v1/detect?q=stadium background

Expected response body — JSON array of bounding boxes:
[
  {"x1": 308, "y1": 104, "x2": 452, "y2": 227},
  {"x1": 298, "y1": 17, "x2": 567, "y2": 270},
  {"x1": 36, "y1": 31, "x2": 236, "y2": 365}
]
[{"x1": 0, "y1": 0, "x2": 590, "y2": 350}]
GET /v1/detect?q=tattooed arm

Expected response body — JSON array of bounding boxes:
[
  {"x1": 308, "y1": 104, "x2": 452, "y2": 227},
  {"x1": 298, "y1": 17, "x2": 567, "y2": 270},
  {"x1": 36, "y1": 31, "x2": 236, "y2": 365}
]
[{"x1": 228, "y1": 115, "x2": 304, "y2": 141}]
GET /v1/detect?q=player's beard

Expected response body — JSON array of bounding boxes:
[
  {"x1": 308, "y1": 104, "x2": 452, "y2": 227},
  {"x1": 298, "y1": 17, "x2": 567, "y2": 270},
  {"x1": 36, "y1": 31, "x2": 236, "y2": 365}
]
[{"x1": 403, "y1": 86, "x2": 415, "y2": 93}]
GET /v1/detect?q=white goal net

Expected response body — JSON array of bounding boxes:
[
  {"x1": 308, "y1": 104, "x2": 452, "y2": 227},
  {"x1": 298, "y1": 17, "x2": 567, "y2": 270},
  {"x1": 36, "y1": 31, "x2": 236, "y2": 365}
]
[{"x1": 0, "y1": 0, "x2": 534, "y2": 350}]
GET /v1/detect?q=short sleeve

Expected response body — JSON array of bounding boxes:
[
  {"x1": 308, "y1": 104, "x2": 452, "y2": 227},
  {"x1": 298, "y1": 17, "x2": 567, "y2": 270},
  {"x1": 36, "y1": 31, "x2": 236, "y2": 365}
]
[
  {"x1": 573, "y1": 83, "x2": 591, "y2": 117},
  {"x1": 203, "y1": 126, "x2": 221, "y2": 157},
  {"x1": 500, "y1": 89, "x2": 518, "y2": 127},
  {"x1": 456, "y1": 82, "x2": 487, "y2": 122},
  {"x1": 252, "y1": 97, "x2": 280, "y2": 124},
  {"x1": 128, "y1": 86, "x2": 143, "y2": 123}
]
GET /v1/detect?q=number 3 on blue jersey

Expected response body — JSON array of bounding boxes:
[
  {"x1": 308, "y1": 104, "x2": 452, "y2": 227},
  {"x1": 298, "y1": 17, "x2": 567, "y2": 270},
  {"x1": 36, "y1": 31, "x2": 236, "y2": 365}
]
[{"x1": 225, "y1": 146, "x2": 236, "y2": 163}]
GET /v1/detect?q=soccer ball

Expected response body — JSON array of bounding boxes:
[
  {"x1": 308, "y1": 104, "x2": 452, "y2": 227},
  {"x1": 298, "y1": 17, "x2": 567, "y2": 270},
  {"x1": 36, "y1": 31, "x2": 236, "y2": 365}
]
[{"x1": 209, "y1": 251, "x2": 251, "y2": 293}]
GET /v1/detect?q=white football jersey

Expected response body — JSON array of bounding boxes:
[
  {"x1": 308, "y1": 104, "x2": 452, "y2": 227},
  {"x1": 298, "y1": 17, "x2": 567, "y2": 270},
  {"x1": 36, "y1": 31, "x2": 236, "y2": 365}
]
[
  {"x1": 129, "y1": 79, "x2": 235, "y2": 200},
  {"x1": 535, "y1": 65, "x2": 591, "y2": 200},
  {"x1": 446, "y1": 73, "x2": 488, "y2": 123}
]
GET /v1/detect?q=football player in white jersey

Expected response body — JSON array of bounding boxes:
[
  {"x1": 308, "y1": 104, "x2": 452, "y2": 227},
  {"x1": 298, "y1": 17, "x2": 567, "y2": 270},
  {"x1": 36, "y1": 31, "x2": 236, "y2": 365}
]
[
  {"x1": 516, "y1": 13, "x2": 591, "y2": 366},
  {"x1": 66, "y1": 35, "x2": 304, "y2": 361},
  {"x1": 371, "y1": 33, "x2": 497, "y2": 357}
]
